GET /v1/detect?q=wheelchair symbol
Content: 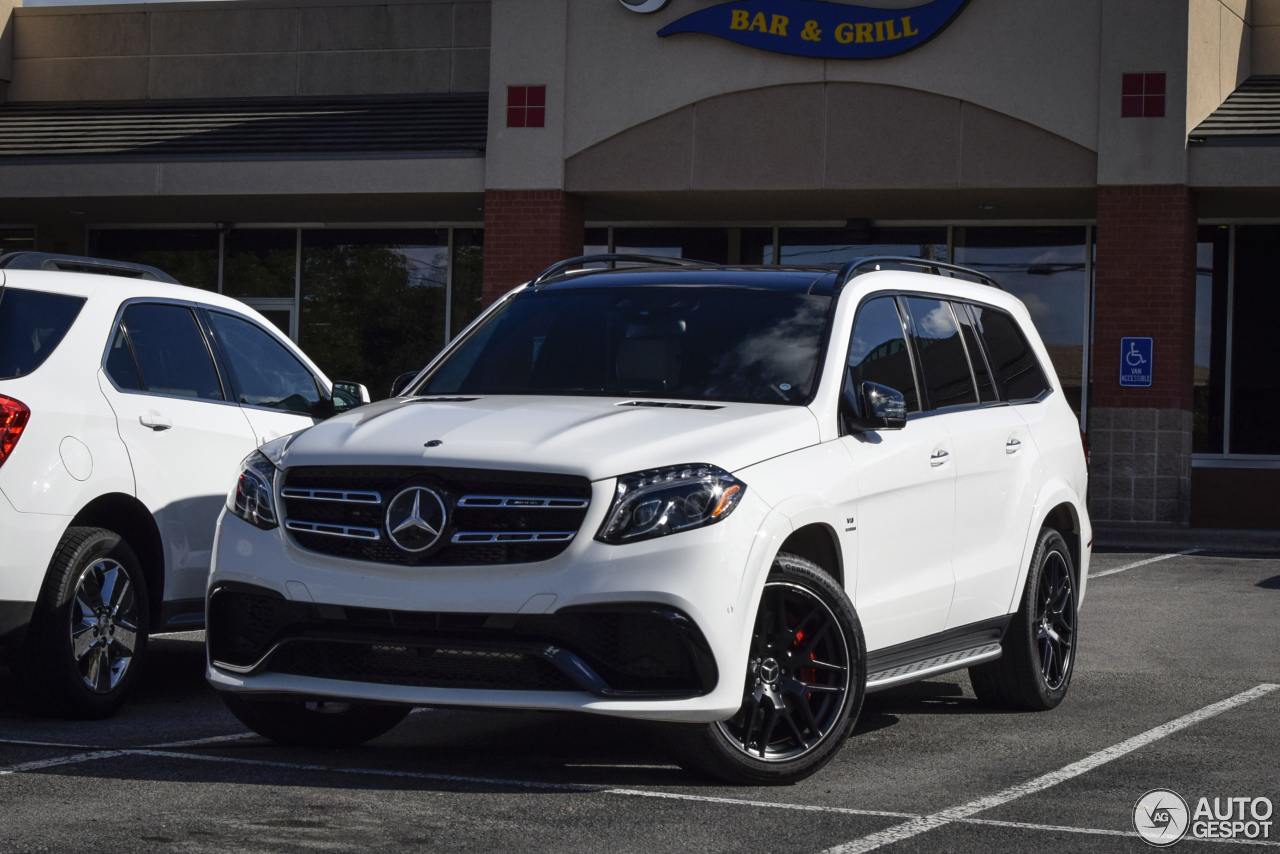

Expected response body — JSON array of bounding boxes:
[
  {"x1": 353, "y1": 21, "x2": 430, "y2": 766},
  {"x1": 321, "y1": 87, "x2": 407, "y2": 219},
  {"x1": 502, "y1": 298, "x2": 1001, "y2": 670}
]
[{"x1": 1126, "y1": 341, "x2": 1148, "y2": 368}]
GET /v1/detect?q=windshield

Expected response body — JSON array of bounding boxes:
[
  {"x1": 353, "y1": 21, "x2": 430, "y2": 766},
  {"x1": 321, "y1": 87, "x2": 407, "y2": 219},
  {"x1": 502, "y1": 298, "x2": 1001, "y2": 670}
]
[
  {"x1": 0, "y1": 287, "x2": 87, "y2": 380},
  {"x1": 421, "y1": 287, "x2": 832, "y2": 405}
]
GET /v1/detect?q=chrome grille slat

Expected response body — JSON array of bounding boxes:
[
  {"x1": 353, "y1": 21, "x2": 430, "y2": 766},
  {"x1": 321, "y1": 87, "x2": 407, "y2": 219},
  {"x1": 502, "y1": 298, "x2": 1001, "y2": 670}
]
[
  {"x1": 281, "y1": 488, "x2": 382, "y2": 504},
  {"x1": 285, "y1": 520, "x2": 381, "y2": 541},
  {"x1": 457, "y1": 495, "x2": 590, "y2": 509},
  {"x1": 451, "y1": 531, "x2": 577, "y2": 544}
]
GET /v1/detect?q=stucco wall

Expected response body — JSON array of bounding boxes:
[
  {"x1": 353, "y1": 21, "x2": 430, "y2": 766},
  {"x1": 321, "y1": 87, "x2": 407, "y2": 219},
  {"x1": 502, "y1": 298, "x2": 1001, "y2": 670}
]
[
  {"x1": 7, "y1": 0, "x2": 489, "y2": 101},
  {"x1": 1186, "y1": 0, "x2": 1250, "y2": 137},
  {"x1": 1256, "y1": 0, "x2": 1280, "y2": 72},
  {"x1": 560, "y1": 0, "x2": 1103, "y2": 161}
]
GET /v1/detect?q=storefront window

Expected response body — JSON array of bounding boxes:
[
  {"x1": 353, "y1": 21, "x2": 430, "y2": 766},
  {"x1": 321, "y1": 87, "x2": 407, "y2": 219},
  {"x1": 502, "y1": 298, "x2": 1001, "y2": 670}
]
[
  {"x1": 0, "y1": 229, "x2": 36, "y2": 258},
  {"x1": 1193, "y1": 226, "x2": 1230, "y2": 454},
  {"x1": 90, "y1": 229, "x2": 219, "y2": 290},
  {"x1": 954, "y1": 227, "x2": 1089, "y2": 416},
  {"x1": 1228, "y1": 225, "x2": 1280, "y2": 455},
  {"x1": 300, "y1": 229, "x2": 449, "y2": 400},
  {"x1": 772, "y1": 227, "x2": 947, "y2": 265},
  {"x1": 223, "y1": 229, "x2": 296, "y2": 299},
  {"x1": 450, "y1": 228, "x2": 485, "y2": 337}
]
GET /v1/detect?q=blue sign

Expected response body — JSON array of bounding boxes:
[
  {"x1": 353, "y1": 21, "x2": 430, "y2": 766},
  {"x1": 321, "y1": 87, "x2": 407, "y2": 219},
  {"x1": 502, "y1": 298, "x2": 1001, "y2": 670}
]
[
  {"x1": 1120, "y1": 337, "x2": 1153, "y2": 388},
  {"x1": 657, "y1": 0, "x2": 971, "y2": 60}
]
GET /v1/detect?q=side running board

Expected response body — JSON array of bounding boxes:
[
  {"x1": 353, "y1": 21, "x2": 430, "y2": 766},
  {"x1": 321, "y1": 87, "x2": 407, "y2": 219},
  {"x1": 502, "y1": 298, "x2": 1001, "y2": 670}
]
[{"x1": 863, "y1": 617, "x2": 1010, "y2": 693}]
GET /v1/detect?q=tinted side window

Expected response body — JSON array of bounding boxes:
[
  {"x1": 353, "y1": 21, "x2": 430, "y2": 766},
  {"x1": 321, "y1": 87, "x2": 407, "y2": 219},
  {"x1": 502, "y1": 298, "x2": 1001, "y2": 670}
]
[
  {"x1": 104, "y1": 325, "x2": 144, "y2": 391},
  {"x1": 208, "y1": 311, "x2": 322, "y2": 415},
  {"x1": 970, "y1": 306, "x2": 1051, "y2": 401},
  {"x1": 0, "y1": 288, "x2": 86, "y2": 380},
  {"x1": 120, "y1": 303, "x2": 224, "y2": 400},
  {"x1": 904, "y1": 297, "x2": 977, "y2": 410},
  {"x1": 954, "y1": 303, "x2": 998, "y2": 403},
  {"x1": 847, "y1": 296, "x2": 920, "y2": 413}
]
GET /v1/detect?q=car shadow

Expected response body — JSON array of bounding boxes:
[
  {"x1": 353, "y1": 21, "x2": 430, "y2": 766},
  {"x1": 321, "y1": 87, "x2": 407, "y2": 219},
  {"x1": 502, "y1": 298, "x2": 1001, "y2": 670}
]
[{"x1": 1257, "y1": 574, "x2": 1280, "y2": 589}]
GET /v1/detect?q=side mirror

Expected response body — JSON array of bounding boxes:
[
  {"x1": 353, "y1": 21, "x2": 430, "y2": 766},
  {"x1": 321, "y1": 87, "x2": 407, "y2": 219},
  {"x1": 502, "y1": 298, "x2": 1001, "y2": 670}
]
[
  {"x1": 390, "y1": 371, "x2": 419, "y2": 398},
  {"x1": 331, "y1": 381, "x2": 371, "y2": 413},
  {"x1": 841, "y1": 372, "x2": 907, "y2": 432}
]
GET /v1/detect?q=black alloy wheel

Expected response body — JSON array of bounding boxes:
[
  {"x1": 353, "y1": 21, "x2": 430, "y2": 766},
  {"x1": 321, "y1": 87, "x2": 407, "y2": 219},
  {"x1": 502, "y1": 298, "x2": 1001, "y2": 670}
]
[
  {"x1": 718, "y1": 581, "x2": 852, "y2": 760},
  {"x1": 1036, "y1": 547, "x2": 1076, "y2": 691},
  {"x1": 668, "y1": 553, "x2": 865, "y2": 785},
  {"x1": 970, "y1": 526, "x2": 1078, "y2": 711}
]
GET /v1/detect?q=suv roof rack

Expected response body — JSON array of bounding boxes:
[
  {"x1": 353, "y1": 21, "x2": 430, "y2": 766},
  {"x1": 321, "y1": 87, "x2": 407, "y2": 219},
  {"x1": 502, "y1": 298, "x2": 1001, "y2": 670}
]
[
  {"x1": 531, "y1": 253, "x2": 704, "y2": 286},
  {"x1": 0, "y1": 252, "x2": 180, "y2": 284},
  {"x1": 834, "y1": 256, "x2": 1001, "y2": 290}
]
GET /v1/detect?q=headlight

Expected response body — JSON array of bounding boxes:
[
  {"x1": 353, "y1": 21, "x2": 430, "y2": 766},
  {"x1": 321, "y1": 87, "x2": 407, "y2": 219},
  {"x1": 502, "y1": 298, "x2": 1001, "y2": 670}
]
[
  {"x1": 596, "y1": 464, "x2": 746, "y2": 545},
  {"x1": 229, "y1": 450, "x2": 279, "y2": 530}
]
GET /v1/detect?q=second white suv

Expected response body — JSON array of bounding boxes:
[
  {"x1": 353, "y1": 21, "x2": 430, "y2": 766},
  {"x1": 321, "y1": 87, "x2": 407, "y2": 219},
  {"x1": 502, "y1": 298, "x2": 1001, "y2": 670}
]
[
  {"x1": 0, "y1": 253, "x2": 366, "y2": 719},
  {"x1": 207, "y1": 255, "x2": 1090, "y2": 784}
]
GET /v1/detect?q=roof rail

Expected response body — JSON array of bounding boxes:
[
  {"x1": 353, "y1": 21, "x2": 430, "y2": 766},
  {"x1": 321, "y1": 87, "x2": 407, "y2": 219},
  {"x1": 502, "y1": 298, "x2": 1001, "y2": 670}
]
[
  {"x1": 0, "y1": 252, "x2": 180, "y2": 284},
  {"x1": 834, "y1": 256, "x2": 1001, "y2": 291},
  {"x1": 531, "y1": 253, "x2": 704, "y2": 286}
]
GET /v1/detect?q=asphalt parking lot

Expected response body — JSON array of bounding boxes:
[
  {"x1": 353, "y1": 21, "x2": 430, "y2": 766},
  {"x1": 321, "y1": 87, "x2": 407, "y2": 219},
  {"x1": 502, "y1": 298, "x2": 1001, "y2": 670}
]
[{"x1": 2, "y1": 549, "x2": 1278, "y2": 853}]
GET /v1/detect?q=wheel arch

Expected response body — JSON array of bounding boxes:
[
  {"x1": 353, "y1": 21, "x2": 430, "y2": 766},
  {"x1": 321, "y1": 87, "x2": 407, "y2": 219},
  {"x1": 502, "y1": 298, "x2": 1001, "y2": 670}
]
[
  {"x1": 777, "y1": 523, "x2": 844, "y2": 589},
  {"x1": 70, "y1": 493, "x2": 165, "y2": 628},
  {"x1": 1008, "y1": 481, "x2": 1090, "y2": 614}
]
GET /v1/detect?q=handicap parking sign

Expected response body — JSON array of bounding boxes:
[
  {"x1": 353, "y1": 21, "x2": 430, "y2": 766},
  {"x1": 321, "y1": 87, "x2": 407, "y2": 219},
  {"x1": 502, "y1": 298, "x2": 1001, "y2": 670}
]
[{"x1": 1120, "y1": 337, "x2": 1153, "y2": 387}]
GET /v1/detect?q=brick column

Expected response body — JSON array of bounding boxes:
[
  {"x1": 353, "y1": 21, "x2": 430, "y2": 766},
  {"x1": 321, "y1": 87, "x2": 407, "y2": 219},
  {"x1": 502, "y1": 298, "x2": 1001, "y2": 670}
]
[
  {"x1": 1089, "y1": 185, "x2": 1198, "y2": 526},
  {"x1": 481, "y1": 190, "x2": 585, "y2": 306}
]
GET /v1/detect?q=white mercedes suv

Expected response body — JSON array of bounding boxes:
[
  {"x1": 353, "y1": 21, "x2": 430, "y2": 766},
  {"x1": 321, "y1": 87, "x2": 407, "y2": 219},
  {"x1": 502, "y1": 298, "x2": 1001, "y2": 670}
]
[
  {"x1": 207, "y1": 255, "x2": 1091, "y2": 784},
  {"x1": 0, "y1": 252, "x2": 367, "y2": 719}
]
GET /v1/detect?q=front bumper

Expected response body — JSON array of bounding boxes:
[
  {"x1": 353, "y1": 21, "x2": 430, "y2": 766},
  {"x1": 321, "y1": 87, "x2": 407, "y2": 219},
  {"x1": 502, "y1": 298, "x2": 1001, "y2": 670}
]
[{"x1": 207, "y1": 482, "x2": 776, "y2": 722}]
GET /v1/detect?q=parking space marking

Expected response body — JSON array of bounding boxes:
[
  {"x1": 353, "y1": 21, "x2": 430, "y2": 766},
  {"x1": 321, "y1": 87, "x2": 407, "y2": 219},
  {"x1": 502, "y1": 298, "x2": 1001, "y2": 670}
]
[
  {"x1": 0, "y1": 750, "x2": 129, "y2": 776},
  {"x1": 0, "y1": 738, "x2": 99, "y2": 749},
  {"x1": 1091, "y1": 549, "x2": 1204, "y2": 579},
  {"x1": 820, "y1": 683, "x2": 1280, "y2": 854},
  {"x1": 603, "y1": 788, "x2": 917, "y2": 819},
  {"x1": 958, "y1": 818, "x2": 1280, "y2": 847},
  {"x1": 148, "y1": 732, "x2": 260, "y2": 748}
]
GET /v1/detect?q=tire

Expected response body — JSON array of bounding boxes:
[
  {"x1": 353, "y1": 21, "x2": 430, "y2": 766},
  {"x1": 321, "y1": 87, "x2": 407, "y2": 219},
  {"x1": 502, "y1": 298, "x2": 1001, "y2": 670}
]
[
  {"x1": 969, "y1": 527, "x2": 1078, "y2": 711},
  {"x1": 17, "y1": 527, "x2": 150, "y2": 720},
  {"x1": 668, "y1": 553, "x2": 865, "y2": 785},
  {"x1": 221, "y1": 692, "x2": 411, "y2": 748}
]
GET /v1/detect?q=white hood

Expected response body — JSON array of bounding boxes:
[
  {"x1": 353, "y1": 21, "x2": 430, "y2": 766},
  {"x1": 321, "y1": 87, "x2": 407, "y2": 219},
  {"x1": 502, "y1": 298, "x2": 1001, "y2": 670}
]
[{"x1": 278, "y1": 396, "x2": 821, "y2": 481}]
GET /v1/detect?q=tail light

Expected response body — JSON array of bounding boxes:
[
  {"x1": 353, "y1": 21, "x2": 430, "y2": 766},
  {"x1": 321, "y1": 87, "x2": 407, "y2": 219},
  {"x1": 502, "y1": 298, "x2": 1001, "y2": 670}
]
[
  {"x1": 0, "y1": 395, "x2": 30, "y2": 468},
  {"x1": 1080, "y1": 428, "x2": 1090, "y2": 467}
]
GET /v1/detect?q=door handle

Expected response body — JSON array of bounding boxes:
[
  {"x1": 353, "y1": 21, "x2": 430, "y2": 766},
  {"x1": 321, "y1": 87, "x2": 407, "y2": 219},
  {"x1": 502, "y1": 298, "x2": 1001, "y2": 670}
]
[
  {"x1": 930, "y1": 448, "x2": 950, "y2": 467},
  {"x1": 139, "y1": 413, "x2": 172, "y2": 431},
  {"x1": 1006, "y1": 437, "x2": 1022, "y2": 454}
]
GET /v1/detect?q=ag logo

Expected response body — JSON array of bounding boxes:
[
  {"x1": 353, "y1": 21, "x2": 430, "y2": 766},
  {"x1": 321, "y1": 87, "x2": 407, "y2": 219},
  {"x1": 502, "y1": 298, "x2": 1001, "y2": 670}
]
[
  {"x1": 618, "y1": 0, "x2": 672, "y2": 12},
  {"x1": 1134, "y1": 789, "x2": 1190, "y2": 847},
  {"x1": 385, "y1": 486, "x2": 448, "y2": 553}
]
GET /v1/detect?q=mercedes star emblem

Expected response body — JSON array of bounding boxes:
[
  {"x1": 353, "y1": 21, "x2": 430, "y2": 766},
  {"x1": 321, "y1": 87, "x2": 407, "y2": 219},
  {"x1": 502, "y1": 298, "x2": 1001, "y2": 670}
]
[{"x1": 385, "y1": 486, "x2": 448, "y2": 553}]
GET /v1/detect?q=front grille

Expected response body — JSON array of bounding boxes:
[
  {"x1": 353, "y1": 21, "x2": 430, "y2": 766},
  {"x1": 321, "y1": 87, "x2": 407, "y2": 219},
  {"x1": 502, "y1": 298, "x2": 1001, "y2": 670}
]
[
  {"x1": 280, "y1": 466, "x2": 592, "y2": 566},
  {"x1": 207, "y1": 585, "x2": 717, "y2": 697}
]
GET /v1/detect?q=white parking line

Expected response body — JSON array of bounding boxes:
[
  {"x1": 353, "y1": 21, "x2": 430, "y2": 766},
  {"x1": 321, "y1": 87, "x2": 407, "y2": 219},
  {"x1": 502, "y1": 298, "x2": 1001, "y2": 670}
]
[
  {"x1": 603, "y1": 788, "x2": 917, "y2": 819},
  {"x1": 148, "y1": 732, "x2": 260, "y2": 748},
  {"x1": 0, "y1": 750, "x2": 129, "y2": 776},
  {"x1": 0, "y1": 738, "x2": 99, "y2": 750},
  {"x1": 1091, "y1": 549, "x2": 1204, "y2": 579},
  {"x1": 819, "y1": 683, "x2": 1280, "y2": 854}
]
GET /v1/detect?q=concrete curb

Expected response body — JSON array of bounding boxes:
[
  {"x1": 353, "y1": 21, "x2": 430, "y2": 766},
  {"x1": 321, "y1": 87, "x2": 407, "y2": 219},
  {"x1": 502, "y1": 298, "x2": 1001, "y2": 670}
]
[{"x1": 1093, "y1": 524, "x2": 1280, "y2": 555}]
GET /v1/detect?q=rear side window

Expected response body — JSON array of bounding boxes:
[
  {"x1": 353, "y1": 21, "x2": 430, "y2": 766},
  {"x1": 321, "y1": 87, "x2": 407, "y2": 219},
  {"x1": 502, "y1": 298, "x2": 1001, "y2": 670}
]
[
  {"x1": 970, "y1": 305, "x2": 1051, "y2": 401},
  {"x1": 847, "y1": 296, "x2": 921, "y2": 413},
  {"x1": 115, "y1": 303, "x2": 225, "y2": 400},
  {"x1": 954, "y1": 303, "x2": 998, "y2": 403},
  {"x1": 903, "y1": 297, "x2": 977, "y2": 410},
  {"x1": 0, "y1": 287, "x2": 86, "y2": 379},
  {"x1": 207, "y1": 310, "x2": 323, "y2": 415}
]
